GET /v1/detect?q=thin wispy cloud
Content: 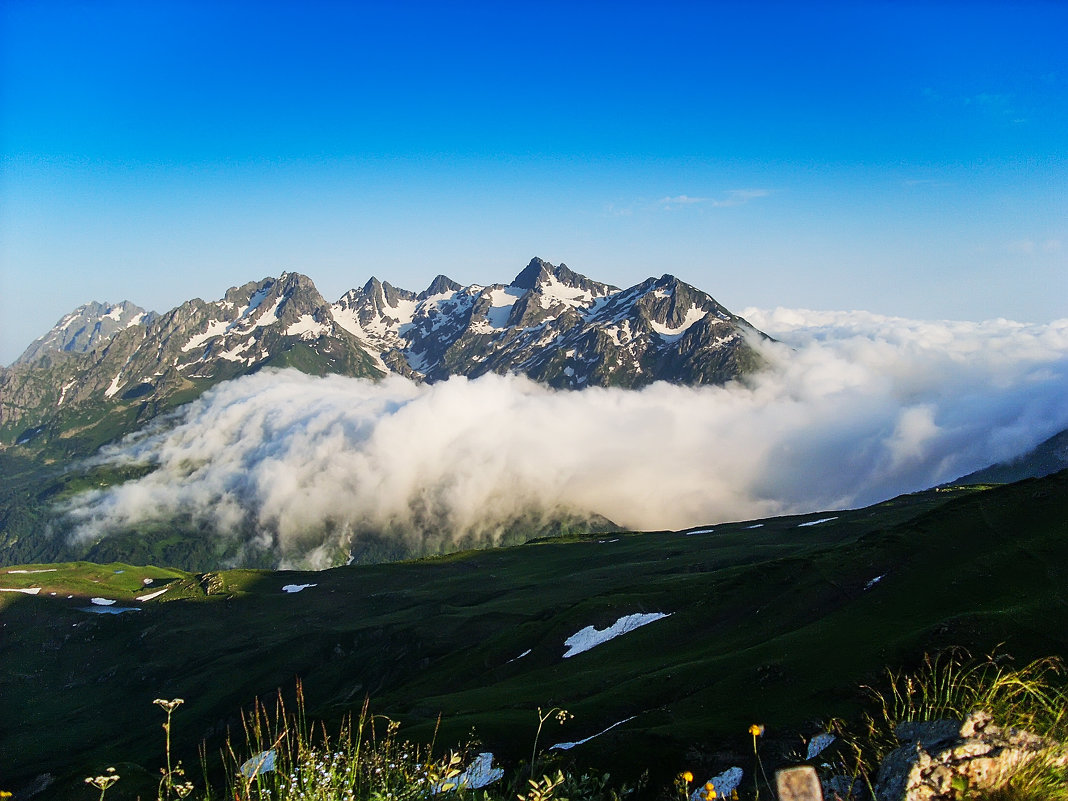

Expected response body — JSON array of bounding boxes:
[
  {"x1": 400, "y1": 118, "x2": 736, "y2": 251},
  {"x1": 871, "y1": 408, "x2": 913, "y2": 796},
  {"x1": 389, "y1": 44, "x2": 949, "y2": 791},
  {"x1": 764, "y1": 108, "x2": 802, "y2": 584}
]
[
  {"x1": 903, "y1": 179, "x2": 954, "y2": 188},
  {"x1": 658, "y1": 194, "x2": 709, "y2": 207},
  {"x1": 710, "y1": 189, "x2": 772, "y2": 207},
  {"x1": 601, "y1": 202, "x2": 634, "y2": 218},
  {"x1": 1007, "y1": 239, "x2": 1062, "y2": 255},
  {"x1": 972, "y1": 92, "x2": 1013, "y2": 109},
  {"x1": 658, "y1": 190, "x2": 771, "y2": 210}
]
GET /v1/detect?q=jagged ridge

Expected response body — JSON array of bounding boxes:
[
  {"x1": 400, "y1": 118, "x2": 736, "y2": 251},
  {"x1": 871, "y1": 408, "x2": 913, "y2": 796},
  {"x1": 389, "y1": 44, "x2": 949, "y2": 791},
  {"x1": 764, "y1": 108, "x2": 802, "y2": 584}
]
[{"x1": 0, "y1": 259, "x2": 769, "y2": 451}]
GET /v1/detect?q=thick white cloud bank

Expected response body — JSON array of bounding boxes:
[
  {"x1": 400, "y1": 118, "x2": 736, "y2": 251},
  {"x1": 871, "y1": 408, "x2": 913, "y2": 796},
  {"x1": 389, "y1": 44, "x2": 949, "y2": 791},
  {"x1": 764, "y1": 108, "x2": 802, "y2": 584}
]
[{"x1": 63, "y1": 310, "x2": 1068, "y2": 567}]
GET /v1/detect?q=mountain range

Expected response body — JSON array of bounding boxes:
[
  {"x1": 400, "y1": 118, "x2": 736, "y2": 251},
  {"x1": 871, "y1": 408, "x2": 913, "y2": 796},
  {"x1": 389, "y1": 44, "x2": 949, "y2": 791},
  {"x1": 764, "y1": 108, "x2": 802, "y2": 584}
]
[{"x1": 1, "y1": 258, "x2": 767, "y2": 455}]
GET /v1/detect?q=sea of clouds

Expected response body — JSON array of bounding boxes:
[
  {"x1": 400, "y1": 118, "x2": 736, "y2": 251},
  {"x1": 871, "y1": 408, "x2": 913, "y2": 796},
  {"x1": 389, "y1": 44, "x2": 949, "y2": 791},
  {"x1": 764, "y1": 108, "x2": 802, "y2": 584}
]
[{"x1": 62, "y1": 309, "x2": 1068, "y2": 567}]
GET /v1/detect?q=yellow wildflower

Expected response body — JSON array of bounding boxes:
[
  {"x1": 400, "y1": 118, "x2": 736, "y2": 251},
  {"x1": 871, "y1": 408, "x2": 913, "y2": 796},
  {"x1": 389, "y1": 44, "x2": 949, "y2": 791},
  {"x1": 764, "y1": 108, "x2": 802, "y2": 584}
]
[
  {"x1": 681, "y1": 771, "x2": 694, "y2": 783},
  {"x1": 704, "y1": 781, "x2": 717, "y2": 799},
  {"x1": 748, "y1": 723, "x2": 764, "y2": 737}
]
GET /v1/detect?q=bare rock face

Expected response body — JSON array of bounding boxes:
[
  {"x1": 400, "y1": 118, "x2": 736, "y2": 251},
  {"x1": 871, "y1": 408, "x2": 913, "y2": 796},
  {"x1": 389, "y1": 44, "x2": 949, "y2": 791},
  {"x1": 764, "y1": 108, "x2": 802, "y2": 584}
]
[
  {"x1": 874, "y1": 710, "x2": 1068, "y2": 801},
  {"x1": 3, "y1": 261, "x2": 773, "y2": 452}
]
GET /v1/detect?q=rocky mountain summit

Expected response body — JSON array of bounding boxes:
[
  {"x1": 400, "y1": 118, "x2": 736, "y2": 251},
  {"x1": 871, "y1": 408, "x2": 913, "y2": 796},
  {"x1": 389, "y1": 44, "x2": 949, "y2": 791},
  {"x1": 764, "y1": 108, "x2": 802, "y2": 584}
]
[
  {"x1": 1, "y1": 259, "x2": 769, "y2": 452},
  {"x1": 333, "y1": 257, "x2": 768, "y2": 387},
  {"x1": 15, "y1": 300, "x2": 156, "y2": 365}
]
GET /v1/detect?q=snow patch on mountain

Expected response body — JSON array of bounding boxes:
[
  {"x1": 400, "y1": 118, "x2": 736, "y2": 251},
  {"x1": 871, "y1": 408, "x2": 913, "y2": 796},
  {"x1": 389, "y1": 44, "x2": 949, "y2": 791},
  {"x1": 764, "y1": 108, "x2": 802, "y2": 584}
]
[
  {"x1": 104, "y1": 372, "x2": 125, "y2": 398},
  {"x1": 650, "y1": 306, "x2": 707, "y2": 340},
  {"x1": 253, "y1": 296, "x2": 285, "y2": 327},
  {"x1": 286, "y1": 315, "x2": 330, "y2": 340},
  {"x1": 538, "y1": 274, "x2": 598, "y2": 308},
  {"x1": 486, "y1": 287, "x2": 524, "y2": 328},
  {"x1": 217, "y1": 337, "x2": 257, "y2": 363},
  {"x1": 58, "y1": 378, "x2": 77, "y2": 406},
  {"x1": 181, "y1": 320, "x2": 231, "y2": 353}
]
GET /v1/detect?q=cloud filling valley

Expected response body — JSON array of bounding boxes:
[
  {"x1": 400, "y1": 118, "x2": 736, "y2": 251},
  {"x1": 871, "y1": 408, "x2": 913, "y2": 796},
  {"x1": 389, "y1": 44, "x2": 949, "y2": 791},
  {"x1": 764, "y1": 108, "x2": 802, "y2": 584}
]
[{"x1": 63, "y1": 310, "x2": 1068, "y2": 567}]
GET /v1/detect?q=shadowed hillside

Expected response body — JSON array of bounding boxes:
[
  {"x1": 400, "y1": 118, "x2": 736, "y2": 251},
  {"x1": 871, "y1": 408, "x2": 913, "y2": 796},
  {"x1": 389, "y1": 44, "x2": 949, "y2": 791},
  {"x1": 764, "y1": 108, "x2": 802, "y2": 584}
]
[{"x1": 2, "y1": 470, "x2": 1065, "y2": 799}]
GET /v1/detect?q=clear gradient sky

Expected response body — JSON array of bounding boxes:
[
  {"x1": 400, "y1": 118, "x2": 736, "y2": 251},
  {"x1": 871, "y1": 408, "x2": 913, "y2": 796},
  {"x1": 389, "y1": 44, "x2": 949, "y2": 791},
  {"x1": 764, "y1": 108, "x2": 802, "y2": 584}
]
[{"x1": 2, "y1": 1, "x2": 1065, "y2": 365}]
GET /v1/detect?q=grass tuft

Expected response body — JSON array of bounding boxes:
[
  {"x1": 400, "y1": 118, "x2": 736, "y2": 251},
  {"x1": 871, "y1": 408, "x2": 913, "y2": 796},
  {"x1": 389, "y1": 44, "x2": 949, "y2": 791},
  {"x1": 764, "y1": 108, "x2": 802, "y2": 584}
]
[{"x1": 840, "y1": 647, "x2": 1068, "y2": 800}]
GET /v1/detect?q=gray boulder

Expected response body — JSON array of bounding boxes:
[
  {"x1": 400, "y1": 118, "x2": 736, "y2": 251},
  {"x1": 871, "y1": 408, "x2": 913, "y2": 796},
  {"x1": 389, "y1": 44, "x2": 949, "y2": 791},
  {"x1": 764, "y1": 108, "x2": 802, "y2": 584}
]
[{"x1": 874, "y1": 709, "x2": 1068, "y2": 800}]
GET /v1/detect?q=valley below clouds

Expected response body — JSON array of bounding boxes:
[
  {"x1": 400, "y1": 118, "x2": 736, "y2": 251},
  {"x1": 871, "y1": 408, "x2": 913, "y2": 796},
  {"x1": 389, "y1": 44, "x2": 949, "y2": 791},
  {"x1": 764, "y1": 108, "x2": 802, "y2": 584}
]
[{"x1": 62, "y1": 309, "x2": 1068, "y2": 568}]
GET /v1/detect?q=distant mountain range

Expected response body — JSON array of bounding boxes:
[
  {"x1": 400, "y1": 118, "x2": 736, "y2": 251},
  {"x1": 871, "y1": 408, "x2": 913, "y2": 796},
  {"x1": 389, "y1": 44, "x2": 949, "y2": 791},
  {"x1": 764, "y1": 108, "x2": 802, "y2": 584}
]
[{"x1": 1, "y1": 258, "x2": 768, "y2": 454}]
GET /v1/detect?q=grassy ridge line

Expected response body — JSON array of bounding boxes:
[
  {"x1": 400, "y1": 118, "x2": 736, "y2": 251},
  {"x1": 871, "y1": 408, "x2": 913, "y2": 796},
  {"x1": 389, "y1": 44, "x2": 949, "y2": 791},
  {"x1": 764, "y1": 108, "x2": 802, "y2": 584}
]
[{"x1": 1, "y1": 472, "x2": 1066, "y2": 800}]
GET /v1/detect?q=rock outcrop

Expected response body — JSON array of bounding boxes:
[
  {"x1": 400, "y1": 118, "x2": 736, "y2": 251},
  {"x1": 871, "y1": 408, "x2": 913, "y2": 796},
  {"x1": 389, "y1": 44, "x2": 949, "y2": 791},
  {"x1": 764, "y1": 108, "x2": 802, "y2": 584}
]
[{"x1": 874, "y1": 710, "x2": 1068, "y2": 800}]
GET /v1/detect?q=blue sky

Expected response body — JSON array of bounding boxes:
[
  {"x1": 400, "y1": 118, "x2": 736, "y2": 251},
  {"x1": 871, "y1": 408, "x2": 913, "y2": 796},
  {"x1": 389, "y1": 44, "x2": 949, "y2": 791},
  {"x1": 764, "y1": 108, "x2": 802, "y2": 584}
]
[{"x1": 2, "y1": 0, "x2": 1065, "y2": 365}]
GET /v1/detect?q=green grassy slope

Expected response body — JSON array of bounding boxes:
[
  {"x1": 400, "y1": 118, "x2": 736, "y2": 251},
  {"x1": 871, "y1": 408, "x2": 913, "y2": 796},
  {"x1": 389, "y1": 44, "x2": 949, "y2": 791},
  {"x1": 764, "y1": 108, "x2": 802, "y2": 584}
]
[{"x1": 1, "y1": 471, "x2": 1065, "y2": 800}]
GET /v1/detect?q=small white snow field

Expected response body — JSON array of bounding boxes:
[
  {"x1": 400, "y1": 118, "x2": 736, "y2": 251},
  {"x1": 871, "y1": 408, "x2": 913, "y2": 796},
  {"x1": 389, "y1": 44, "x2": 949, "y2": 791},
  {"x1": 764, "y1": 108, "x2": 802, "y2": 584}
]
[
  {"x1": 562, "y1": 612, "x2": 671, "y2": 658},
  {"x1": 864, "y1": 574, "x2": 886, "y2": 590},
  {"x1": 551, "y1": 716, "x2": 636, "y2": 750},
  {"x1": 282, "y1": 583, "x2": 317, "y2": 593},
  {"x1": 506, "y1": 649, "x2": 532, "y2": 664},
  {"x1": 798, "y1": 516, "x2": 838, "y2": 527}
]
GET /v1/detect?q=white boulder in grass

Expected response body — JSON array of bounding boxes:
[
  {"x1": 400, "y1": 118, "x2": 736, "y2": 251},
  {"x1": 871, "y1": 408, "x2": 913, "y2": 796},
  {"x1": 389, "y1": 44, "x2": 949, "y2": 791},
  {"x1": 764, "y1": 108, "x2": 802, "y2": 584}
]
[
  {"x1": 432, "y1": 752, "x2": 503, "y2": 794},
  {"x1": 90, "y1": 597, "x2": 116, "y2": 605},
  {"x1": 806, "y1": 732, "x2": 835, "y2": 760},
  {"x1": 457, "y1": 752, "x2": 504, "y2": 789},
  {"x1": 240, "y1": 749, "x2": 277, "y2": 778},
  {"x1": 690, "y1": 767, "x2": 743, "y2": 801}
]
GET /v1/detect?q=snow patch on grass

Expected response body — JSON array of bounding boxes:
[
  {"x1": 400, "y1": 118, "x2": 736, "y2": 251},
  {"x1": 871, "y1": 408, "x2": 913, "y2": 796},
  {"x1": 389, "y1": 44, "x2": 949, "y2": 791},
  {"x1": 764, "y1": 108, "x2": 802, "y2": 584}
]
[
  {"x1": 507, "y1": 649, "x2": 532, "y2": 664},
  {"x1": 864, "y1": 574, "x2": 886, "y2": 590},
  {"x1": 563, "y1": 612, "x2": 671, "y2": 658},
  {"x1": 798, "y1": 516, "x2": 838, "y2": 527},
  {"x1": 551, "y1": 716, "x2": 635, "y2": 750}
]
